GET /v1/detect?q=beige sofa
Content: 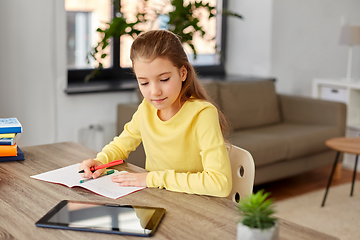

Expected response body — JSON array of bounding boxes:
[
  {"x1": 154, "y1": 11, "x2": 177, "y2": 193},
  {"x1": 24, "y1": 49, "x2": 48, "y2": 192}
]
[{"x1": 117, "y1": 79, "x2": 346, "y2": 185}]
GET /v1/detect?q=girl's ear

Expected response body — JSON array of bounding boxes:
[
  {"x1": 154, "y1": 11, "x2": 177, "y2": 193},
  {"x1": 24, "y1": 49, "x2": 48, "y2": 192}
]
[{"x1": 180, "y1": 65, "x2": 188, "y2": 82}]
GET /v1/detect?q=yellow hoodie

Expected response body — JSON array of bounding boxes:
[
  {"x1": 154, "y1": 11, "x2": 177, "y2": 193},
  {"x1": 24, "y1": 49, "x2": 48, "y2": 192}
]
[{"x1": 95, "y1": 99, "x2": 232, "y2": 197}]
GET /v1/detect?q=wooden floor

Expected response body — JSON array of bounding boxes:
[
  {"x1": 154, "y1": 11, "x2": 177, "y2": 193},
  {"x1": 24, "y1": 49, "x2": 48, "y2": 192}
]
[{"x1": 253, "y1": 164, "x2": 360, "y2": 202}]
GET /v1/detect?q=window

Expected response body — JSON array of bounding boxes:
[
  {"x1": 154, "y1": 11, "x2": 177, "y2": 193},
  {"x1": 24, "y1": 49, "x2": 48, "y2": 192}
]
[
  {"x1": 66, "y1": 0, "x2": 228, "y2": 93},
  {"x1": 67, "y1": 11, "x2": 93, "y2": 69}
]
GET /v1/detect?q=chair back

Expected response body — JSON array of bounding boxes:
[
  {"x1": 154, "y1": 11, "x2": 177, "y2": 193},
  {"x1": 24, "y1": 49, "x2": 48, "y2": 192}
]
[{"x1": 226, "y1": 144, "x2": 255, "y2": 202}]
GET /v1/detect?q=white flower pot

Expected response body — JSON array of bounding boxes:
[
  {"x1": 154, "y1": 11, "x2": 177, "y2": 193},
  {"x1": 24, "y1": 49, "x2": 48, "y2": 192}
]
[{"x1": 237, "y1": 222, "x2": 279, "y2": 240}]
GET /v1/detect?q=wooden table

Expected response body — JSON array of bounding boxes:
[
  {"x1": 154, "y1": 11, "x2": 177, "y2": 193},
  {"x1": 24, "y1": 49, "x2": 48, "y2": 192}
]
[
  {"x1": 322, "y1": 137, "x2": 360, "y2": 207},
  {"x1": 0, "y1": 142, "x2": 339, "y2": 240}
]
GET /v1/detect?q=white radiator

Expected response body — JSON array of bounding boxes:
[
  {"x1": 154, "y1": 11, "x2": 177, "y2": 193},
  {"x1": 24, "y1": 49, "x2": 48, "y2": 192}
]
[{"x1": 78, "y1": 123, "x2": 116, "y2": 152}]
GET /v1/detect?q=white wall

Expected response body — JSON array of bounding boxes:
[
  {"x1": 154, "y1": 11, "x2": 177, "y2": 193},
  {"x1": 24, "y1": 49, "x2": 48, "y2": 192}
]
[
  {"x1": 0, "y1": 0, "x2": 56, "y2": 146},
  {"x1": 226, "y1": 0, "x2": 360, "y2": 96},
  {"x1": 0, "y1": 0, "x2": 137, "y2": 149},
  {"x1": 1, "y1": 0, "x2": 360, "y2": 150},
  {"x1": 271, "y1": 0, "x2": 360, "y2": 96},
  {"x1": 226, "y1": 0, "x2": 273, "y2": 77}
]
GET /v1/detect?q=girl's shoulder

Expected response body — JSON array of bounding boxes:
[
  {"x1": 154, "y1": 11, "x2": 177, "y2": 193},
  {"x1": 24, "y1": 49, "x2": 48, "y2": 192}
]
[
  {"x1": 185, "y1": 99, "x2": 218, "y2": 117},
  {"x1": 186, "y1": 99, "x2": 216, "y2": 110}
]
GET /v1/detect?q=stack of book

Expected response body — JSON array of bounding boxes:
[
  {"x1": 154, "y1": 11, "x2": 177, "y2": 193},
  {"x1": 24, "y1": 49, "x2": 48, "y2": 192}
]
[{"x1": 0, "y1": 118, "x2": 24, "y2": 162}]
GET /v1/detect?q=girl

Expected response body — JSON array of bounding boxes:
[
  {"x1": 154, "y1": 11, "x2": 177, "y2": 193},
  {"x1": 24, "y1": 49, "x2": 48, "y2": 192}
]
[{"x1": 80, "y1": 30, "x2": 232, "y2": 197}]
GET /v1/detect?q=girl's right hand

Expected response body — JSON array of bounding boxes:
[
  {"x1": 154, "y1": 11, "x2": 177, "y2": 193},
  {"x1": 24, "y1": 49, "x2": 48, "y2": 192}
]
[{"x1": 79, "y1": 159, "x2": 104, "y2": 179}]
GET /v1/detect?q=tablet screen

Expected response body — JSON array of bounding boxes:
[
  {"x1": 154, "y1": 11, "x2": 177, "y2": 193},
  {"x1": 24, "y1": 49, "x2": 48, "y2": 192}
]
[{"x1": 36, "y1": 200, "x2": 165, "y2": 237}]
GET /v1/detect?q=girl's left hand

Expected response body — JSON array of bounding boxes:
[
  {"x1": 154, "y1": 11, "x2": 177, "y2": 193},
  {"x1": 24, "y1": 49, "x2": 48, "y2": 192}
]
[{"x1": 111, "y1": 172, "x2": 148, "y2": 187}]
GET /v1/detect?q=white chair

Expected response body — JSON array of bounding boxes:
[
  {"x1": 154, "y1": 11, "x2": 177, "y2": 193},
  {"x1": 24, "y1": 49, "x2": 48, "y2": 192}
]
[{"x1": 226, "y1": 144, "x2": 255, "y2": 202}]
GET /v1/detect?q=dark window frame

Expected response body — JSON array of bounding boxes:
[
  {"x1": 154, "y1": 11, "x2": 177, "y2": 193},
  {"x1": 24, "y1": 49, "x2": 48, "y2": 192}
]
[{"x1": 66, "y1": 0, "x2": 228, "y2": 94}]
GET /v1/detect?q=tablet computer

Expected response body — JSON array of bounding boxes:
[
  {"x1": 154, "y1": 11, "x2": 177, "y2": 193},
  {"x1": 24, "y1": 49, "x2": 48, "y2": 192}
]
[{"x1": 35, "y1": 200, "x2": 165, "y2": 237}]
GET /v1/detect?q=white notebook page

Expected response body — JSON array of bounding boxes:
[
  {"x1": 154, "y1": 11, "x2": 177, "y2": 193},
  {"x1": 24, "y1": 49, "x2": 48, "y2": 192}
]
[{"x1": 30, "y1": 163, "x2": 145, "y2": 199}]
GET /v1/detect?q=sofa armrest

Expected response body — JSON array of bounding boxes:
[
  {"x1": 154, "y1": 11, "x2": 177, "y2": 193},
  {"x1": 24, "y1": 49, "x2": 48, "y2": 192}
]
[
  {"x1": 279, "y1": 94, "x2": 347, "y2": 133},
  {"x1": 117, "y1": 103, "x2": 138, "y2": 135}
]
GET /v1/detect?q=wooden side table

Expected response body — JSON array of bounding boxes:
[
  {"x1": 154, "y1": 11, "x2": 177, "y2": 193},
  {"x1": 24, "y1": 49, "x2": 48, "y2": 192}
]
[{"x1": 322, "y1": 137, "x2": 360, "y2": 207}]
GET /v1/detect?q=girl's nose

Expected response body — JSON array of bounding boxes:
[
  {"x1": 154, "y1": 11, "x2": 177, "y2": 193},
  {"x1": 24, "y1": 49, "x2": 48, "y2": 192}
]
[{"x1": 151, "y1": 84, "x2": 162, "y2": 96}]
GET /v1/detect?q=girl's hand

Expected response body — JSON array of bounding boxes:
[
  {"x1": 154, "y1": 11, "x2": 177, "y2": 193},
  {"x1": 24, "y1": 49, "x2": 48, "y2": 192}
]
[
  {"x1": 111, "y1": 172, "x2": 148, "y2": 187},
  {"x1": 79, "y1": 159, "x2": 104, "y2": 179}
]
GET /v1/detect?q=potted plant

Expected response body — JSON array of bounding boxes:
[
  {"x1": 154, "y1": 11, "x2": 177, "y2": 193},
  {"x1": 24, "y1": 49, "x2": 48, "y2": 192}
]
[
  {"x1": 237, "y1": 189, "x2": 279, "y2": 240},
  {"x1": 86, "y1": 0, "x2": 242, "y2": 81}
]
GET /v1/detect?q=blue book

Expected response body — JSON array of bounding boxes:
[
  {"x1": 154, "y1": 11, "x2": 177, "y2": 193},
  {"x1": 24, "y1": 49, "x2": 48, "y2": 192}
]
[
  {"x1": 0, "y1": 146, "x2": 24, "y2": 162},
  {"x1": 0, "y1": 133, "x2": 21, "y2": 145},
  {"x1": 0, "y1": 118, "x2": 22, "y2": 134}
]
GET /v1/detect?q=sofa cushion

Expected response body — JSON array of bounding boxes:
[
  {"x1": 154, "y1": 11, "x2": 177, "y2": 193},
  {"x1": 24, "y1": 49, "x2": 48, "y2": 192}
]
[
  {"x1": 230, "y1": 123, "x2": 341, "y2": 167},
  {"x1": 229, "y1": 127, "x2": 288, "y2": 167},
  {"x1": 265, "y1": 123, "x2": 341, "y2": 159},
  {"x1": 219, "y1": 80, "x2": 281, "y2": 130}
]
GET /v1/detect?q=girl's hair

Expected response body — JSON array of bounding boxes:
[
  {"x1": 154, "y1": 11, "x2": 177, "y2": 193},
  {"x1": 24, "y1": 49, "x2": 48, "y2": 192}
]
[{"x1": 130, "y1": 30, "x2": 230, "y2": 138}]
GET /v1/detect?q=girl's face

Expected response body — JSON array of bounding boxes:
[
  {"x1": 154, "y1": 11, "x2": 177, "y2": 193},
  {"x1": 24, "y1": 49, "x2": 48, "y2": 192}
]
[{"x1": 133, "y1": 57, "x2": 187, "y2": 121}]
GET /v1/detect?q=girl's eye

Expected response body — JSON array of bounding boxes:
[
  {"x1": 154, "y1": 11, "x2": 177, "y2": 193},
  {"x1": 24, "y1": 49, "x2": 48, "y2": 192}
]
[
  {"x1": 161, "y1": 77, "x2": 170, "y2": 82},
  {"x1": 140, "y1": 82, "x2": 148, "y2": 86}
]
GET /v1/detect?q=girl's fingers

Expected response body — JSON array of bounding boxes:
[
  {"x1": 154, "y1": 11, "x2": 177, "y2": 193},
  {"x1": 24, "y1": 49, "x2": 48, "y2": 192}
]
[
  {"x1": 118, "y1": 181, "x2": 135, "y2": 186},
  {"x1": 111, "y1": 172, "x2": 148, "y2": 187},
  {"x1": 111, "y1": 173, "x2": 133, "y2": 182},
  {"x1": 79, "y1": 160, "x2": 94, "y2": 178},
  {"x1": 92, "y1": 169, "x2": 105, "y2": 179},
  {"x1": 79, "y1": 159, "x2": 103, "y2": 178}
]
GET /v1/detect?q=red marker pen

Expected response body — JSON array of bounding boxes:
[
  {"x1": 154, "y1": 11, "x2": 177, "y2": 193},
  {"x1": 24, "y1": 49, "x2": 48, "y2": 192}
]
[{"x1": 78, "y1": 159, "x2": 124, "y2": 173}]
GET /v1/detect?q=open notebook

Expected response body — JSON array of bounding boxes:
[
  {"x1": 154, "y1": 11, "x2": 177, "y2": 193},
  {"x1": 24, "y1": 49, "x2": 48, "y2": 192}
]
[{"x1": 30, "y1": 163, "x2": 145, "y2": 199}]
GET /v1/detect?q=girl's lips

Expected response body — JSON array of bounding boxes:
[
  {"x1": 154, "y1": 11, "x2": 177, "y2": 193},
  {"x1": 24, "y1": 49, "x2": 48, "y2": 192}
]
[{"x1": 152, "y1": 98, "x2": 167, "y2": 103}]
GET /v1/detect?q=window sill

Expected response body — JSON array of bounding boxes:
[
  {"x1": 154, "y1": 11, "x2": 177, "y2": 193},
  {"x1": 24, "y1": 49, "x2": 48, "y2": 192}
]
[
  {"x1": 65, "y1": 79, "x2": 138, "y2": 94},
  {"x1": 65, "y1": 74, "x2": 276, "y2": 95}
]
